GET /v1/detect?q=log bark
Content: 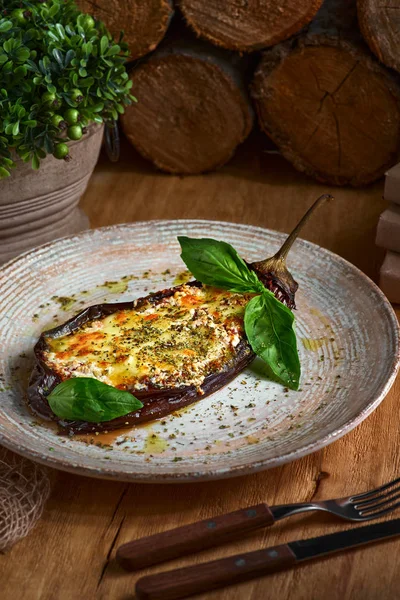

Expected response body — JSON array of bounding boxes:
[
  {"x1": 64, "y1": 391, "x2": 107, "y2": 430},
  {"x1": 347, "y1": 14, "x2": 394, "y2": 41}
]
[
  {"x1": 358, "y1": 0, "x2": 400, "y2": 74},
  {"x1": 121, "y1": 40, "x2": 253, "y2": 174},
  {"x1": 251, "y1": 0, "x2": 400, "y2": 186},
  {"x1": 77, "y1": 0, "x2": 174, "y2": 60},
  {"x1": 178, "y1": 0, "x2": 323, "y2": 52}
]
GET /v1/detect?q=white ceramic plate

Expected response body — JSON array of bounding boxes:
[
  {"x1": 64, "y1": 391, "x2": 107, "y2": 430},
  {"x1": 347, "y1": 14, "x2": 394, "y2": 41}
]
[{"x1": 0, "y1": 221, "x2": 399, "y2": 482}]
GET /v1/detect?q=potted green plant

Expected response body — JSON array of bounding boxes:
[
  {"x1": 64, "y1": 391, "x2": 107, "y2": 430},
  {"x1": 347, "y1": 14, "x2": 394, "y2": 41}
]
[{"x1": 0, "y1": 0, "x2": 135, "y2": 263}]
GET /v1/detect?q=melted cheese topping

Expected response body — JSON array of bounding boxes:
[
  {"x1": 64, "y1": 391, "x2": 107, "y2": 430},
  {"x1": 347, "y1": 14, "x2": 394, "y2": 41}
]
[{"x1": 44, "y1": 285, "x2": 253, "y2": 392}]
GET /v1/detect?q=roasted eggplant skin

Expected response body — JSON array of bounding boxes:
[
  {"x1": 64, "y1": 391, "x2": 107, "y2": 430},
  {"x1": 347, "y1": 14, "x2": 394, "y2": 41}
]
[{"x1": 28, "y1": 281, "x2": 255, "y2": 435}]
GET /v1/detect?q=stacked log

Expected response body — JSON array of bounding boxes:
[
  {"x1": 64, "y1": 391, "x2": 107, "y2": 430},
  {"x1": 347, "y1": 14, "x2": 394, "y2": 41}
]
[
  {"x1": 178, "y1": 0, "x2": 323, "y2": 51},
  {"x1": 358, "y1": 0, "x2": 400, "y2": 74},
  {"x1": 78, "y1": 0, "x2": 400, "y2": 185},
  {"x1": 76, "y1": 0, "x2": 174, "y2": 60},
  {"x1": 121, "y1": 41, "x2": 253, "y2": 174},
  {"x1": 251, "y1": 0, "x2": 400, "y2": 186}
]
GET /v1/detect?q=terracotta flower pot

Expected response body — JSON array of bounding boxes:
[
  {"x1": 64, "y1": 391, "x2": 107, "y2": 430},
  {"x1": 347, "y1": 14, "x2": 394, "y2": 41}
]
[{"x1": 0, "y1": 124, "x2": 104, "y2": 265}]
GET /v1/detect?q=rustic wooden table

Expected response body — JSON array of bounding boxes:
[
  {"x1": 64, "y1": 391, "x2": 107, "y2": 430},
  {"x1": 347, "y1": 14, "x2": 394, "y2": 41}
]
[{"x1": 1, "y1": 137, "x2": 400, "y2": 600}]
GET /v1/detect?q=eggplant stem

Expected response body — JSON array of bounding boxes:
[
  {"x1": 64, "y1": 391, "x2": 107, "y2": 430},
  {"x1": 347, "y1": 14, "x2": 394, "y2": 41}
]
[
  {"x1": 249, "y1": 193, "x2": 334, "y2": 309},
  {"x1": 274, "y1": 193, "x2": 334, "y2": 262}
]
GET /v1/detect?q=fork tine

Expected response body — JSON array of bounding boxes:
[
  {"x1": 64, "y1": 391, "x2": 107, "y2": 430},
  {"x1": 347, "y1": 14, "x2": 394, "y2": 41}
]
[
  {"x1": 356, "y1": 491, "x2": 400, "y2": 513},
  {"x1": 357, "y1": 500, "x2": 400, "y2": 520},
  {"x1": 350, "y1": 476, "x2": 400, "y2": 502},
  {"x1": 354, "y1": 484, "x2": 400, "y2": 508}
]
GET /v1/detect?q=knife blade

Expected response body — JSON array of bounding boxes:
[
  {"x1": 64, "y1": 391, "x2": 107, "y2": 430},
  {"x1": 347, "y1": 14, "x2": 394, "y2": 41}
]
[
  {"x1": 135, "y1": 518, "x2": 400, "y2": 600},
  {"x1": 290, "y1": 516, "x2": 400, "y2": 560}
]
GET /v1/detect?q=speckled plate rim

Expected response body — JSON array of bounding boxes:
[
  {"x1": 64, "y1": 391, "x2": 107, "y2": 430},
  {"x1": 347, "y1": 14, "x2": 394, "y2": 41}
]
[{"x1": 0, "y1": 219, "x2": 399, "y2": 483}]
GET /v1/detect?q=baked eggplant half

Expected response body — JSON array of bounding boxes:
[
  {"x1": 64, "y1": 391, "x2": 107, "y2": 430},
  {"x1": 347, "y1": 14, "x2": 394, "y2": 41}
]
[
  {"x1": 28, "y1": 195, "x2": 331, "y2": 434},
  {"x1": 29, "y1": 282, "x2": 257, "y2": 434}
]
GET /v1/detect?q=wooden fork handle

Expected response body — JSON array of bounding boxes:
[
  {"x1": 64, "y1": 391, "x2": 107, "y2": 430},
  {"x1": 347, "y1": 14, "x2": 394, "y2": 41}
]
[
  {"x1": 135, "y1": 543, "x2": 297, "y2": 600},
  {"x1": 116, "y1": 503, "x2": 274, "y2": 571}
]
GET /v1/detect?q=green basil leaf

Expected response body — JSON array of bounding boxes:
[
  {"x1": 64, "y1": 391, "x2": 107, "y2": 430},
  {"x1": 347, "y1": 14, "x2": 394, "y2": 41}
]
[
  {"x1": 47, "y1": 377, "x2": 143, "y2": 422},
  {"x1": 244, "y1": 292, "x2": 300, "y2": 390},
  {"x1": 178, "y1": 237, "x2": 264, "y2": 294}
]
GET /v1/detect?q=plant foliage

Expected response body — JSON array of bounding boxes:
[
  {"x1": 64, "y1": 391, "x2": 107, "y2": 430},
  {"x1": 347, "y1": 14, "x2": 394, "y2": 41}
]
[{"x1": 0, "y1": 0, "x2": 135, "y2": 177}]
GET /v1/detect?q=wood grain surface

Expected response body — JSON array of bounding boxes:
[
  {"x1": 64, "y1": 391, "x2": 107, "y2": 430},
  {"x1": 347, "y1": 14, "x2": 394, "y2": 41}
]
[
  {"x1": 358, "y1": 0, "x2": 400, "y2": 74},
  {"x1": 76, "y1": 0, "x2": 174, "y2": 61},
  {"x1": 250, "y1": 0, "x2": 400, "y2": 188},
  {"x1": 178, "y1": 0, "x2": 322, "y2": 51},
  {"x1": 121, "y1": 50, "x2": 253, "y2": 174},
  {"x1": 1, "y1": 135, "x2": 399, "y2": 600}
]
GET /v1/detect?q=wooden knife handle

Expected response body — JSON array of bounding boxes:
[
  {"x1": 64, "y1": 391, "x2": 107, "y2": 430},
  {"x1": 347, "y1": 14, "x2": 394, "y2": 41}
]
[
  {"x1": 135, "y1": 544, "x2": 297, "y2": 600},
  {"x1": 116, "y1": 503, "x2": 274, "y2": 571}
]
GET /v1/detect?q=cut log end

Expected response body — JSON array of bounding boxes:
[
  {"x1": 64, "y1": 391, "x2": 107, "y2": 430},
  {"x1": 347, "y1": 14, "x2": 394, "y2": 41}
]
[
  {"x1": 179, "y1": 0, "x2": 323, "y2": 51},
  {"x1": 252, "y1": 42, "x2": 400, "y2": 186},
  {"x1": 77, "y1": 0, "x2": 173, "y2": 60},
  {"x1": 358, "y1": 0, "x2": 400, "y2": 73},
  {"x1": 121, "y1": 54, "x2": 253, "y2": 174}
]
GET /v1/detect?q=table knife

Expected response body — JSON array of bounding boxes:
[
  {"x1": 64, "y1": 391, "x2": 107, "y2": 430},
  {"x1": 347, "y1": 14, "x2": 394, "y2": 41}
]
[{"x1": 135, "y1": 518, "x2": 400, "y2": 600}]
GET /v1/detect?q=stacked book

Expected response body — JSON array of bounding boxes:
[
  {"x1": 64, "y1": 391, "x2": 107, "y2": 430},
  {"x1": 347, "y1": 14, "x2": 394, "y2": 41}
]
[{"x1": 377, "y1": 164, "x2": 400, "y2": 304}]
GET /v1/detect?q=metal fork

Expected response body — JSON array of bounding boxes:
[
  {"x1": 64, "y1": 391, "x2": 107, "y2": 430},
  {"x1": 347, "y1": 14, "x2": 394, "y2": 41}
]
[
  {"x1": 272, "y1": 476, "x2": 400, "y2": 521},
  {"x1": 116, "y1": 476, "x2": 400, "y2": 571}
]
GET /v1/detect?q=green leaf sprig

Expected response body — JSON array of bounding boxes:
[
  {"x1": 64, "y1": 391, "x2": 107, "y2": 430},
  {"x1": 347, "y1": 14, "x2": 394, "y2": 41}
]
[
  {"x1": 47, "y1": 377, "x2": 143, "y2": 422},
  {"x1": 0, "y1": 0, "x2": 136, "y2": 177},
  {"x1": 178, "y1": 236, "x2": 301, "y2": 390},
  {"x1": 179, "y1": 237, "x2": 265, "y2": 294}
]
